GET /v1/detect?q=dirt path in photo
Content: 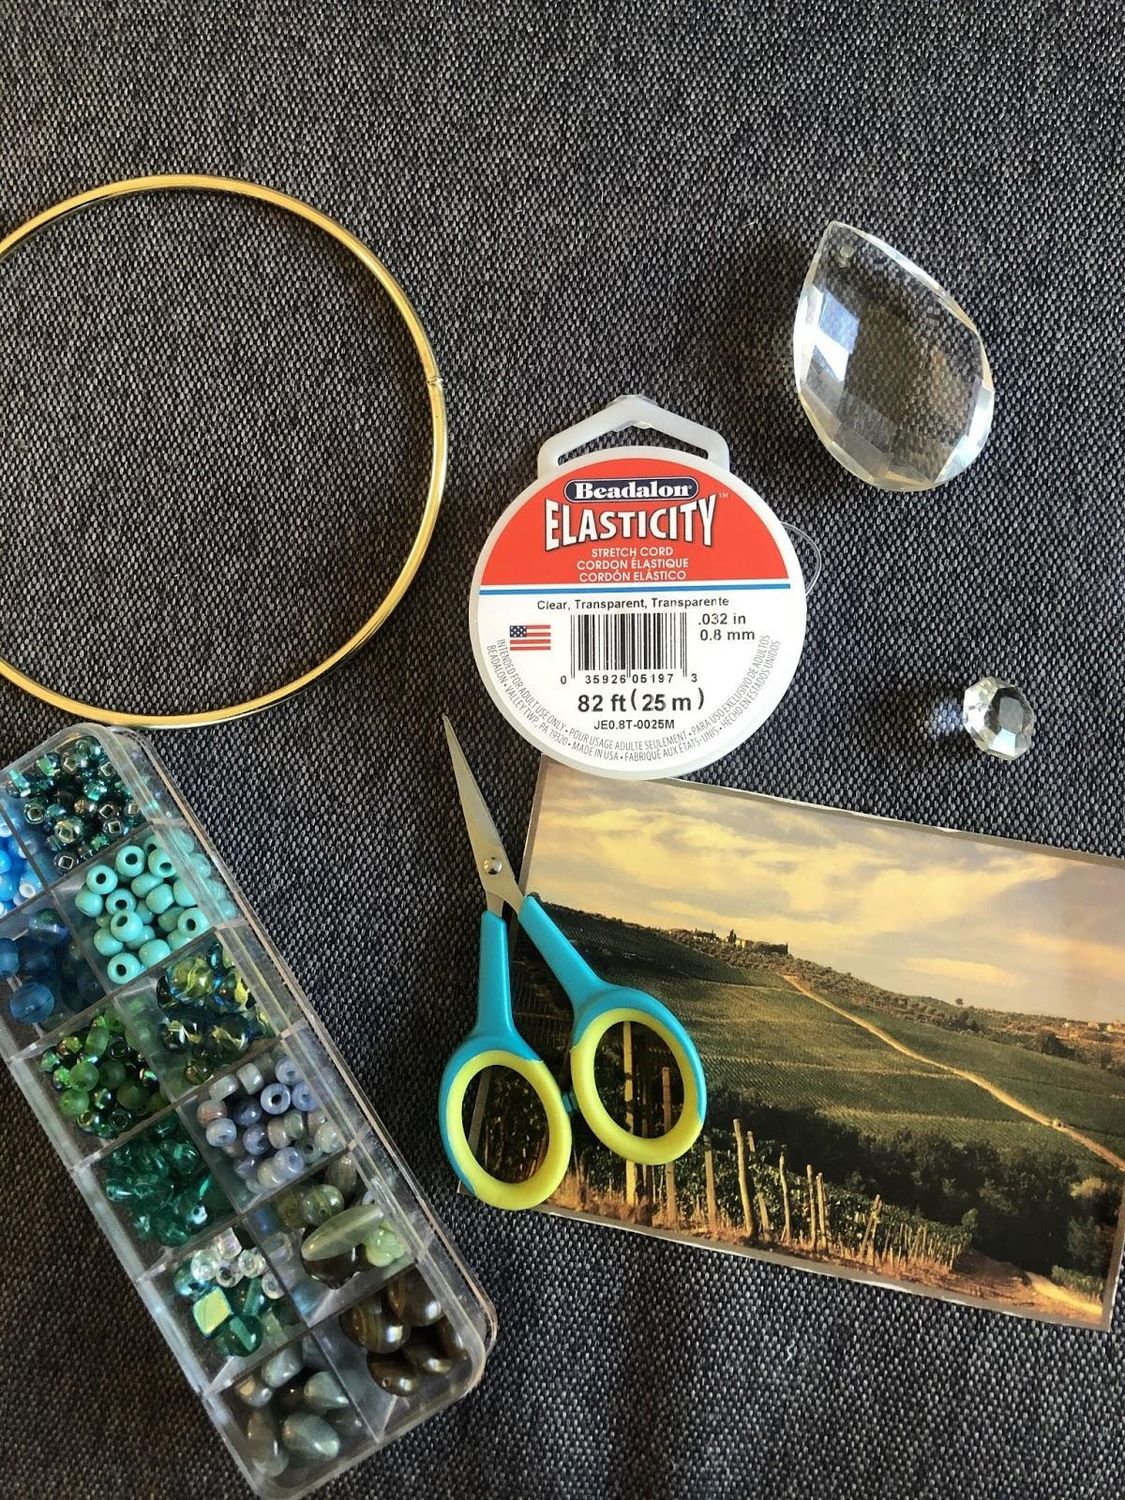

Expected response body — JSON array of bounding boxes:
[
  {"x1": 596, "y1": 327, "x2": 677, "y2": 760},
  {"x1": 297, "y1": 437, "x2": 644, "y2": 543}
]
[{"x1": 781, "y1": 975, "x2": 1125, "y2": 1173}]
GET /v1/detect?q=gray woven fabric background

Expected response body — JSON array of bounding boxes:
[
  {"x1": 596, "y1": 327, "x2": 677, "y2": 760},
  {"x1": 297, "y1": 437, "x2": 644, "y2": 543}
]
[{"x1": 1, "y1": 3, "x2": 1123, "y2": 1497}]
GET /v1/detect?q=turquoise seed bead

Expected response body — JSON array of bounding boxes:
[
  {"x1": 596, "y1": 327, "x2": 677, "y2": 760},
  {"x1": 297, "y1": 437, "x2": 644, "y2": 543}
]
[
  {"x1": 94, "y1": 930, "x2": 124, "y2": 957},
  {"x1": 178, "y1": 909, "x2": 210, "y2": 939},
  {"x1": 171, "y1": 879, "x2": 196, "y2": 909},
  {"x1": 138, "y1": 939, "x2": 172, "y2": 968},
  {"x1": 167, "y1": 929, "x2": 192, "y2": 951},
  {"x1": 157, "y1": 908, "x2": 182, "y2": 934},
  {"x1": 130, "y1": 872, "x2": 161, "y2": 899},
  {"x1": 85, "y1": 864, "x2": 118, "y2": 895},
  {"x1": 114, "y1": 845, "x2": 147, "y2": 878},
  {"x1": 109, "y1": 911, "x2": 145, "y2": 946},
  {"x1": 147, "y1": 848, "x2": 175, "y2": 879},
  {"x1": 74, "y1": 888, "x2": 104, "y2": 918},
  {"x1": 106, "y1": 889, "x2": 137, "y2": 914},
  {"x1": 145, "y1": 883, "x2": 174, "y2": 915},
  {"x1": 107, "y1": 952, "x2": 143, "y2": 986}
]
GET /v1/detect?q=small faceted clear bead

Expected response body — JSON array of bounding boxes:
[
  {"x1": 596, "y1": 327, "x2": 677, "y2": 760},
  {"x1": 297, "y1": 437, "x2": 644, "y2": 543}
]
[{"x1": 962, "y1": 677, "x2": 1036, "y2": 760}]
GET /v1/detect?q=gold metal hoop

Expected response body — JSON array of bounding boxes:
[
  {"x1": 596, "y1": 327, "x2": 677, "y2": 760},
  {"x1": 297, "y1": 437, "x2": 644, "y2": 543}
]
[{"x1": 0, "y1": 173, "x2": 447, "y2": 729}]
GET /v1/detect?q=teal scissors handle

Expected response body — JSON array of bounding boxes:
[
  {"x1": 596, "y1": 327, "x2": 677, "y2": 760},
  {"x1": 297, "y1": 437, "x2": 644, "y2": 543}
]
[
  {"x1": 519, "y1": 896, "x2": 707, "y2": 1169},
  {"x1": 438, "y1": 911, "x2": 575, "y2": 1211},
  {"x1": 439, "y1": 898, "x2": 707, "y2": 1211}
]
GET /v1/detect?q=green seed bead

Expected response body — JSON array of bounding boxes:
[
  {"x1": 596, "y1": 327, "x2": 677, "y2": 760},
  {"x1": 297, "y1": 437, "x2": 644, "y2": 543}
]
[
  {"x1": 59, "y1": 1088, "x2": 91, "y2": 1119},
  {"x1": 82, "y1": 1025, "x2": 111, "y2": 1060},
  {"x1": 116, "y1": 1080, "x2": 152, "y2": 1113},
  {"x1": 68, "y1": 1059, "x2": 99, "y2": 1090},
  {"x1": 99, "y1": 1058, "x2": 127, "y2": 1089}
]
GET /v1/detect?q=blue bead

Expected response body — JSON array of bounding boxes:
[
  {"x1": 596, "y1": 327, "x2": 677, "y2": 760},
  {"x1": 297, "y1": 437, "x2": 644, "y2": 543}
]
[
  {"x1": 260, "y1": 1083, "x2": 291, "y2": 1115},
  {"x1": 10, "y1": 981, "x2": 55, "y2": 1025},
  {"x1": 232, "y1": 1098, "x2": 261, "y2": 1128},
  {"x1": 0, "y1": 938, "x2": 19, "y2": 978},
  {"x1": 291, "y1": 1083, "x2": 318, "y2": 1113},
  {"x1": 241, "y1": 1123, "x2": 269, "y2": 1156},
  {"x1": 0, "y1": 873, "x2": 18, "y2": 903},
  {"x1": 274, "y1": 1055, "x2": 301, "y2": 1087},
  {"x1": 19, "y1": 940, "x2": 59, "y2": 978},
  {"x1": 27, "y1": 908, "x2": 68, "y2": 945},
  {"x1": 0, "y1": 847, "x2": 11, "y2": 873}
]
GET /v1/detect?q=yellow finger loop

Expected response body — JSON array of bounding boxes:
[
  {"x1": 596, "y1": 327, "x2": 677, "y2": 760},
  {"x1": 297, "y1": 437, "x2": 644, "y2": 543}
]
[
  {"x1": 571, "y1": 1008, "x2": 704, "y2": 1166},
  {"x1": 444, "y1": 1049, "x2": 573, "y2": 1212}
]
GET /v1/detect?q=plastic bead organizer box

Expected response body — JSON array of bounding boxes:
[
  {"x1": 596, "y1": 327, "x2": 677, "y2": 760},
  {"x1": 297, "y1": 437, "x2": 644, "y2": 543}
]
[{"x1": 0, "y1": 723, "x2": 495, "y2": 1498}]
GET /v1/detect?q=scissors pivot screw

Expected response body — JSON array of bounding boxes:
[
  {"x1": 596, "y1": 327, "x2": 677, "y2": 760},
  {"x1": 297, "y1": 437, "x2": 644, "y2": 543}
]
[{"x1": 482, "y1": 857, "x2": 503, "y2": 876}]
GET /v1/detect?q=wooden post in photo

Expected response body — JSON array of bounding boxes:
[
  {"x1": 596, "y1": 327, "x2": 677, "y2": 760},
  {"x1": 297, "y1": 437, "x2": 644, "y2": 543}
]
[
  {"x1": 816, "y1": 1173, "x2": 829, "y2": 1249},
  {"x1": 704, "y1": 1136, "x2": 718, "y2": 1233},
  {"x1": 757, "y1": 1190, "x2": 772, "y2": 1235},
  {"x1": 622, "y1": 1020, "x2": 637, "y2": 1208},
  {"x1": 733, "y1": 1119, "x2": 754, "y2": 1238},
  {"x1": 806, "y1": 1163, "x2": 816, "y2": 1248},
  {"x1": 661, "y1": 1066, "x2": 678, "y2": 1225},
  {"x1": 778, "y1": 1152, "x2": 792, "y2": 1243}
]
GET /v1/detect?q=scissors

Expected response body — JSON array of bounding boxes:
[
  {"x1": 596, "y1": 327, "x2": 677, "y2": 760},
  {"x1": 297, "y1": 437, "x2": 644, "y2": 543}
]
[{"x1": 438, "y1": 718, "x2": 707, "y2": 1211}]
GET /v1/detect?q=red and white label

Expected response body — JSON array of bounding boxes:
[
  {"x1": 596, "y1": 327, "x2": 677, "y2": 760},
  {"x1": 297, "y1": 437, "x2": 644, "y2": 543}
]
[{"x1": 469, "y1": 447, "x2": 806, "y2": 778}]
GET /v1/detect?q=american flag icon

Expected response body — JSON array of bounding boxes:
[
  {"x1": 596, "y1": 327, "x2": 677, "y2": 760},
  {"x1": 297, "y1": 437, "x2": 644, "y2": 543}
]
[{"x1": 509, "y1": 623, "x2": 551, "y2": 651}]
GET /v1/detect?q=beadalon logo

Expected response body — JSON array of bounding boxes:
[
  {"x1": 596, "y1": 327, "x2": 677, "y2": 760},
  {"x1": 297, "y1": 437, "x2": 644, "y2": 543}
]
[{"x1": 563, "y1": 476, "x2": 699, "y2": 501}]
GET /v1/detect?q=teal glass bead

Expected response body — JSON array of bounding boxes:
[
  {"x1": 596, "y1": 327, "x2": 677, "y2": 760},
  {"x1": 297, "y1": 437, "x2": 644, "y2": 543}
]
[
  {"x1": 114, "y1": 845, "x2": 147, "y2": 879},
  {"x1": 93, "y1": 929, "x2": 124, "y2": 958},
  {"x1": 147, "y1": 848, "x2": 175, "y2": 879},
  {"x1": 144, "y1": 883, "x2": 174, "y2": 916},
  {"x1": 85, "y1": 864, "x2": 119, "y2": 895},
  {"x1": 109, "y1": 910, "x2": 145, "y2": 945},
  {"x1": 28, "y1": 908, "x2": 68, "y2": 943},
  {"x1": 173, "y1": 1260, "x2": 203, "y2": 1299},
  {"x1": 74, "y1": 888, "x2": 104, "y2": 919},
  {"x1": 178, "y1": 909, "x2": 210, "y2": 940},
  {"x1": 10, "y1": 981, "x2": 55, "y2": 1025},
  {"x1": 107, "y1": 952, "x2": 144, "y2": 986},
  {"x1": 166, "y1": 1139, "x2": 202, "y2": 1178},
  {"x1": 138, "y1": 938, "x2": 172, "y2": 968},
  {"x1": 130, "y1": 872, "x2": 161, "y2": 899},
  {"x1": 38, "y1": 1049, "x2": 61, "y2": 1073},
  {"x1": 215, "y1": 1315, "x2": 264, "y2": 1358}
]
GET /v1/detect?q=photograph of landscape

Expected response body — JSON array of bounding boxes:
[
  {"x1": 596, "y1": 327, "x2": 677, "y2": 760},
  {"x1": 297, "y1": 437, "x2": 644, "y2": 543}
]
[{"x1": 471, "y1": 763, "x2": 1125, "y2": 1327}]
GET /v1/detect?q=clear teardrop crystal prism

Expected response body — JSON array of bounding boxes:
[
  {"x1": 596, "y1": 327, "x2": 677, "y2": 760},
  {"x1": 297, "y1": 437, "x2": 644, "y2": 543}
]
[{"x1": 793, "y1": 222, "x2": 994, "y2": 491}]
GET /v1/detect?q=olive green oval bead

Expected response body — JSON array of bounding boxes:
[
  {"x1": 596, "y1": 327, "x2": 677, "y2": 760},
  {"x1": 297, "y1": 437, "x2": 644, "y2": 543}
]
[
  {"x1": 305, "y1": 1247, "x2": 357, "y2": 1288},
  {"x1": 300, "y1": 1203, "x2": 384, "y2": 1262},
  {"x1": 386, "y1": 1268, "x2": 443, "y2": 1327},
  {"x1": 366, "y1": 1356, "x2": 421, "y2": 1399},
  {"x1": 437, "y1": 1317, "x2": 471, "y2": 1363},
  {"x1": 324, "y1": 1155, "x2": 358, "y2": 1199},
  {"x1": 298, "y1": 1184, "x2": 344, "y2": 1228},
  {"x1": 341, "y1": 1296, "x2": 406, "y2": 1355},
  {"x1": 303, "y1": 1371, "x2": 350, "y2": 1414},
  {"x1": 280, "y1": 1412, "x2": 341, "y2": 1463},
  {"x1": 246, "y1": 1411, "x2": 288, "y2": 1478}
]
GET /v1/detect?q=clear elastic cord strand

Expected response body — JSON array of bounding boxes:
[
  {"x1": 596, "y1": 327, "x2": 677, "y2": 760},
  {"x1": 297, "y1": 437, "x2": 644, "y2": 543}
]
[{"x1": 783, "y1": 523, "x2": 823, "y2": 595}]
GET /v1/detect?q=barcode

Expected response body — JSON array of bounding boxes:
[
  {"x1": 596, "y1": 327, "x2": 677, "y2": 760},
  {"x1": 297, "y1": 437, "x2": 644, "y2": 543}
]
[{"x1": 571, "y1": 611, "x2": 688, "y2": 675}]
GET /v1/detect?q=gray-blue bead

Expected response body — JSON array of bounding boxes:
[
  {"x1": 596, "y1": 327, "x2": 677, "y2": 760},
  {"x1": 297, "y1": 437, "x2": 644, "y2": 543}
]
[
  {"x1": 260, "y1": 1082, "x2": 291, "y2": 1115},
  {"x1": 233, "y1": 1097, "x2": 262, "y2": 1127},
  {"x1": 292, "y1": 1082, "x2": 318, "y2": 1112}
]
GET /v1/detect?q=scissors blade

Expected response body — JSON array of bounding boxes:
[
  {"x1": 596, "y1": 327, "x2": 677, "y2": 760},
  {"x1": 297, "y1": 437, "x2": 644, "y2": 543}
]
[{"x1": 442, "y1": 716, "x2": 525, "y2": 917}]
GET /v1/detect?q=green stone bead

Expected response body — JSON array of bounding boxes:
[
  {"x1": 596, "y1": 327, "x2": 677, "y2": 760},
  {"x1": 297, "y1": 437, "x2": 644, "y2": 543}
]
[
  {"x1": 362, "y1": 1224, "x2": 405, "y2": 1269},
  {"x1": 300, "y1": 1203, "x2": 384, "y2": 1262},
  {"x1": 39, "y1": 1049, "x2": 61, "y2": 1073},
  {"x1": 324, "y1": 1155, "x2": 358, "y2": 1199},
  {"x1": 214, "y1": 1315, "x2": 263, "y2": 1358},
  {"x1": 58, "y1": 1088, "x2": 91, "y2": 1119},
  {"x1": 116, "y1": 1081, "x2": 151, "y2": 1113},
  {"x1": 297, "y1": 1184, "x2": 345, "y2": 1228},
  {"x1": 82, "y1": 1025, "x2": 111, "y2": 1060},
  {"x1": 341, "y1": 1296, "x2": 406, "y2": 1355},
  {"x1": 99, "y1": 1058, "x2": 127, "y2": 1089},
  {"x1": 274, "y1": 1189, "x2": 307, "y2": 1231},
  {"x1": 192, "y1": 1286, "x2": 232, "y2": 1336},
  {"x1": 302, "y1": 1372, "x2": 350, "y2": 1414},
  {"x1": 68, "y1": 1060, "x2": 99, "y2": 1090}
]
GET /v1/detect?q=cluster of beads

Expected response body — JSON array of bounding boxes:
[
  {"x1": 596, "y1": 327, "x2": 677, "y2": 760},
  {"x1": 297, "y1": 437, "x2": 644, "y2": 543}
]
[
  {"x1": 339, "y1": 1268, "x2": 468, "y2": 1399},
  {"x1": 0, "y1": 823, "x2": 40, "y2": 914},
  {"x1": 269, "y1": 1155, "x2": 404, "y2": 1290},
  {"x1": 172, "y1": 1226, "x2": 297, "y2": 1360},
  {"x1": 40, "y1": 1010, "x2": 162, "y2": 1138},
  {"x1": 154, "y1": 940, "x2": 271, "y2": 1087},
  {"x1": 77, "y1": 834, "x2": 211, "y2": 986},
  {"x1": 0, "y1": 906, "x2": 102, "y2": 1027},
  {"x1": 4, "y1": 736, "x2": 142, "y2": 875},
  {"x1": 104, "y1": 1114, "x2": 230, "y2": 1247},
  {"x1": 196, "y1": 1050, "x2": 343, "y2": 1196},
  {"x1": 235, "y1": 1338, "x2": 369, "y2": 1478}
]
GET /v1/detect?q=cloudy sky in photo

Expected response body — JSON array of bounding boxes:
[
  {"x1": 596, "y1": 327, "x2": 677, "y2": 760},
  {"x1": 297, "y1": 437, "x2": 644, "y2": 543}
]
[{"x1": 524, "y1": 762, "x2": 1125, "y2": 1023}]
